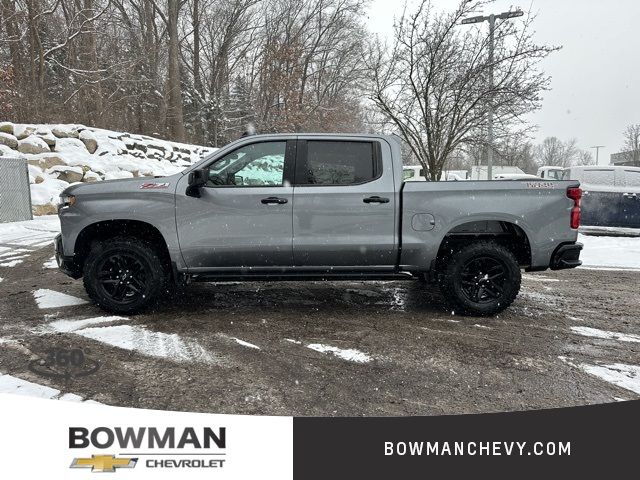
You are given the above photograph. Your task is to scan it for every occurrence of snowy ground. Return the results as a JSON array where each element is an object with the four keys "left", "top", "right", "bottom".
[
  {"left": 578, "top": 233, "right": 640, "bottom": 270},
  {"left": 1, "top": 217, "right": 640, "bottom": 413},
  {"left": 0, "top": 216, "right": 60, "bottom": 269}
]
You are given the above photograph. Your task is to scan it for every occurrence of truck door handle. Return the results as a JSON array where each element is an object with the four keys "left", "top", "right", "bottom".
[
  {"left": 363, "top": 196, "right": 390, "bottom": 204},
  {"left": 261, "top": 196, "right": 288, "bottom": 205}
]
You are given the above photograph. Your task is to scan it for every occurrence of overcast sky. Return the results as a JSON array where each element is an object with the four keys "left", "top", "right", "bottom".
[{"left": 367, "top": 0, "right": 640, "bottom": 164}]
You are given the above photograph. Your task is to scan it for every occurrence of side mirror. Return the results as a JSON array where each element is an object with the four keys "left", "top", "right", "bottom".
[{"left": 186, "top": 168, "right": 208, "bottom": 197}]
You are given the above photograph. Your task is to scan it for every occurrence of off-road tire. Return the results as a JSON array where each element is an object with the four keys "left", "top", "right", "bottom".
[
  {"left": 438, "top": 241, "right": 521, "bottom": 316},
  {"left": 83, "top": 236, "right": 169, "bottom": 314}
]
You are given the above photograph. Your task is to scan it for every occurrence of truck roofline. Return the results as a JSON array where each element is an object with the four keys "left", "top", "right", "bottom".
[{"left": 185, "top": 133, "right": 401, "bottom": 174}]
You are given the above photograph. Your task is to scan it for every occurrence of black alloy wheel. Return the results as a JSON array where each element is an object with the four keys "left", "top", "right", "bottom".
[
  {"left": 96, "top": 253, "right": 149, "bottom": 305},
  {"left": 438, "top": 241, "right": 521, "bottom": 316},
  {"left": 459, "top": 256, "right": 507, "bottom": 304},
  {"left": 83, "top": 237, "right": 169, "bottom": 314}
]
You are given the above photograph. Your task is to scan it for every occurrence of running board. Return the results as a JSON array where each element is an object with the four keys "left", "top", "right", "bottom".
[{"left": 189, "top": 272, "right": 415, "bottom": 282}]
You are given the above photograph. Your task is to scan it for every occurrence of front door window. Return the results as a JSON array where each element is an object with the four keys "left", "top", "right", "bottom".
[{"left": 207, "top": 141, "right": 286, "bottom": 187}]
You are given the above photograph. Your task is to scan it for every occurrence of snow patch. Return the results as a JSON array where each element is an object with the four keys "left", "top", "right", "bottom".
[
  {"left": 306, "top": 343, "right": 372, "bottom": 363},
  {"left": 232, "top": 338, "right": 261, "bottom": 350},
  {"left": 0, "top": 374, "right": 60, "bottom": 398},
  {"left": 473, "top": 324, "right": 491, "bottom": 330},
  {"left": 43, "top": 256, "right": 57, "bottom": 269},
  {"left": 578, "top": 233, "right": 640, "bottom": 270},
  {"left": 521, "top": 274, "right": 560, "bottom": 282},
  {"left": 218, "top": 334, "right": 261, "bottom": 350},
  {"left": 571, "top": 326, "right": 640, "bottom": 344},
  {"left": 0, "top": 215, "right": 60, "bottom": 247},
  {"left": 580, "top": 363, "right": 640, "bottom": 395},
  {"left": 33, "top": 289, "right": 88, "bottom": 309},
  {"left": 43, "top": 315, "right": 128, "bottom": 333},
  {"left": 0, "top": 259, "right": 23, "bottom": 267},
  {"left": 76, "top": 324, "right": 216, "bottom": 363},
  {"left": 0, "top": 373, "right": 97, "bottom": 402}
]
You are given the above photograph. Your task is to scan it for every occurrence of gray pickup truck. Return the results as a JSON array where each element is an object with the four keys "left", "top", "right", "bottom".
[{"left": 55, "top": 133, "right": 583, "bottom": 316}]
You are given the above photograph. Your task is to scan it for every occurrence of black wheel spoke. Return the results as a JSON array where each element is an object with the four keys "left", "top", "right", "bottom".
[
  {"left": 459, "top": 255, "right": 508, "bottom": 305},
  {"left": 96, "top": 252, "right": 148, "bottom": 305}
]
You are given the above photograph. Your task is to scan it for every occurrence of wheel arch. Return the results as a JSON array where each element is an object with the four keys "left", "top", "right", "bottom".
[
  {"left": 73, "top": 220, "right": 172, "bottom": 275},
  {"left": 436, "top": 220, "right": 532, "bottom": 268}
]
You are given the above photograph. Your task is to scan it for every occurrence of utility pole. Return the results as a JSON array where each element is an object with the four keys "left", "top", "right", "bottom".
[
  {"left": 461, "top": 9, "right": 524, "bottom": 180},
  {"left": 590, "top": 145, "right": 605, "bottom": 165}
]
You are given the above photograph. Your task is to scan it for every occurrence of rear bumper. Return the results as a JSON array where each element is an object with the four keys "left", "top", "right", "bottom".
[
  {"left": 54, "top": 234, "right": 82, "bottom": 279},
  {"left": 550, "top": 242, "right": 583, "bottom": 270}
]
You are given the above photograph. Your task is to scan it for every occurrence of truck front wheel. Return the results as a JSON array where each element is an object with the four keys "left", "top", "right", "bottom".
[
  {"left": 83, "top": 236, "right": 169, "bottom": 314},
  {"left": 438, "top": 241, "right": 521, "bottom": 316}
]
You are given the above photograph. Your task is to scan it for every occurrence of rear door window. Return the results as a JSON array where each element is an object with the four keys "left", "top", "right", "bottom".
[
  {"left": 582, "top": 169, "right": 615, "bottom": 186},
  {"left": 296, "top": 141, "right": 380, "bottom": 185},
  {"left": 621, "top": 170, "right": 640, "bottom": 188}
]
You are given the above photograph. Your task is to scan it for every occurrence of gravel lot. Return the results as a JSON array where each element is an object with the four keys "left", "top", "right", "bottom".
[{"left": 1, "top": 238, "right": 639, "bottom": 416}]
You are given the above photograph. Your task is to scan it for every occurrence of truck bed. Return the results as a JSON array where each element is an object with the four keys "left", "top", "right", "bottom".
[{"left": 399, "top": 180, "right": 580, "bottom": 270}]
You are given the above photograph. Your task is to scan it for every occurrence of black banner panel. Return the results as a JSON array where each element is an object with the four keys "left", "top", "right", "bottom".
[{"left": 294, "top": 401, "right": 639, "bottom": 479}]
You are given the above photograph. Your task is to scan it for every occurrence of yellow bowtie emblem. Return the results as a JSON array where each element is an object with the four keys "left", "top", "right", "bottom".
[{"left": 70, "top": 455, "right": 137, "bottom": 472}]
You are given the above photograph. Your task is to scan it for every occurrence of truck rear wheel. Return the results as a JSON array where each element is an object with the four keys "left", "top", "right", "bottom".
[
  {"left": 82, "top": 236, "right": 169, "bottom": 314},
  {"left": 438, "top": 241, "right": 521, "bottom": 316}
]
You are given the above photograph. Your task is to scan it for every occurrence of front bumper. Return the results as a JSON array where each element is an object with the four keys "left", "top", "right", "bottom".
[
  {"left": 54, "top": 234, "right": 82, "bottom": 279},
  {"left": 550, "top": 242, "right": 583, "bottom": 270}
]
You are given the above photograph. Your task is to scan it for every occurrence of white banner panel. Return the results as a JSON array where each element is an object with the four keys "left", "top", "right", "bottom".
[{"left": 0, "top": 393, "right": 292, "bottom": 479}]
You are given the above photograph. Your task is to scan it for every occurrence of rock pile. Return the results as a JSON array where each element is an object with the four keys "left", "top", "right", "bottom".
[{"left": 0, "top": 122, "right": 216, "bottom": 215}]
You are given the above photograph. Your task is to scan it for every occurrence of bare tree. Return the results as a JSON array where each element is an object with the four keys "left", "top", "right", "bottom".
[
  {"left": 617, "top": 123, "right": 640, "bottom": 166},
  {"left": 0, "top": 0, "right": 370, "bottom": 144},
  {"left": 166, "top": 0, "right": 186, "bottom": 140},
  {"left": 535, "top": 137, "right": 578, "bottom": 168},
  {"left": 494, "top": 137, "right": 537, "bottom": 173},
  {"left": 366, "top": 0, "right": 557, "bottom": 180},
  {"left": 575, "top": 149, "right": 595, "bottom": 166}
]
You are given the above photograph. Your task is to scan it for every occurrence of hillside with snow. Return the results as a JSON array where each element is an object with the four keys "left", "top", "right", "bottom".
[{"left": 0, "top": 122, "right": 216, "bottom": 215}]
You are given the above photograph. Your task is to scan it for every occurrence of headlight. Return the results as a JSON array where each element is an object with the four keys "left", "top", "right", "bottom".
[{"left": 59, "top": 194, "right": 77, "bottom": 208}]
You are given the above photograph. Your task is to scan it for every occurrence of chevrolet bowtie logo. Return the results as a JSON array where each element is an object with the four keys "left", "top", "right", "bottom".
[{"left": 70, "top": 455, "right": 138, "bottom": 472}]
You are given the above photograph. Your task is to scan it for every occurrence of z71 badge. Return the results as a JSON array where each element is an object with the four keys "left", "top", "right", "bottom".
[{"left": 139, "top": 182, "right": 170, "bottom": 189}]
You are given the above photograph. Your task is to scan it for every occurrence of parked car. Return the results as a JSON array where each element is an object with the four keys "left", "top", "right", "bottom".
[
  {"left": 537, "top": 166, "right": 565, "bottom": 180},
  {"left": 562, "top": 165, "right": 640, "bottom": 228},
  {"left": 469, "top": 166, "right": 525, "bottom": 180},
  {"left": 55, "top": 134, "right": 583, "bottom": 316},
  {"left": 402, "top": 166, "right": 467, "bottom": 181},
  {"left": 494, "top": 174, "right": 541, "bottom": 180},
  {"left": 402, "top": 165, "right": 426, "bottom": 181}
]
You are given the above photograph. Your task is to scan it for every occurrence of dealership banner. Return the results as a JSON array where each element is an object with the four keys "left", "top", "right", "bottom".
[
  {"left": 1, "top": 394, "right": 638, "bottom": 478},
  {"left": 0, "top": 394, "right": 292, "bottom": 479}
]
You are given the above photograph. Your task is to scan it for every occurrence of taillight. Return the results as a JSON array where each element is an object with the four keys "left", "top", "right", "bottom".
[{"left": 567, "top": 187, "right": 582, "bottom": 229}]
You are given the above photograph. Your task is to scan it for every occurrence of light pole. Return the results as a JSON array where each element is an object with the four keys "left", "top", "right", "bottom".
[
  {"left": 461, "top": 10, "right": 524, "bottom": 180},
  {"left": 590, "top": 145, "right": 605, "bottom": 164}
]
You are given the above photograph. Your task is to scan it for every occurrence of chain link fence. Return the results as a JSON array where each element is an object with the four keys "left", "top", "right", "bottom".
[{"left": 0, "top": 157, "right": 33, "bottom": 223}]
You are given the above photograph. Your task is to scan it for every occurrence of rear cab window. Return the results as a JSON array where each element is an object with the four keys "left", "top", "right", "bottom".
[{"left": 295, "top": 140, "right": 381, "bottom": 185}]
